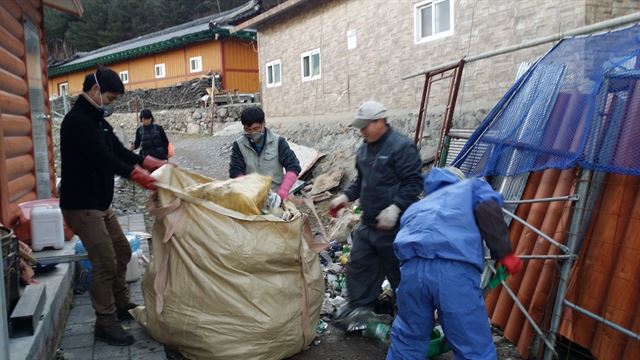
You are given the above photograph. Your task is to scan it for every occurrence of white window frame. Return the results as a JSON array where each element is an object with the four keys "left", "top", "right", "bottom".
[
  {"left": 119, "top": 71, "right": 129, "bottom": 84},
  {"left": 265, "top": 59, "right": 282, "bottom": 88},
  {"left": 58, "top": 82, "right": 69, "bottom": 96},
  {"left": 189, "top": 56, "right": 202, "bottom": 73},
  {"left": 414, "top": 0, "right": 454, "bottom": 44},
  {"left": 155, "top": 63, "right": 166, "bottom": 79},
  {"left": 300, "top": 49, "right": 321, "bottom": 82}
]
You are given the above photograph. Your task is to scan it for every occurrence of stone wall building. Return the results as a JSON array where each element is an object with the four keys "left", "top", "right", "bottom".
[{"left": 235, "top": 0, "right": 640, "bottom": 119}]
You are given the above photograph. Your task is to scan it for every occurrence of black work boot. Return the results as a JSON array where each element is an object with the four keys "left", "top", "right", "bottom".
[
  {"left": 95, "top": 321, "right": 135, "bottom": 346},
  {"left": 116, "top": 302, "right": 138, "bottom": 321}
]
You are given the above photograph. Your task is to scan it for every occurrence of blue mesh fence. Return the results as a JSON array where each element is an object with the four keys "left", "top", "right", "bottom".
[{"left": 453, "top": 24, "right": 640, "bottom": 177}]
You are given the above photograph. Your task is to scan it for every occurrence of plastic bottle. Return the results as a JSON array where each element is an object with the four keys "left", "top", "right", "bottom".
[
  {"left": 428, "top": 325, "right": 451, "bottom": 358},
  {"left": 30, "top": 205, "right": 65, "bottom": 251},
  {"left": 362, "top": 321, "right": 390, "bottom": 342},
  {"left": 338, "top": 244, "right": 351, "bottom": 265}
]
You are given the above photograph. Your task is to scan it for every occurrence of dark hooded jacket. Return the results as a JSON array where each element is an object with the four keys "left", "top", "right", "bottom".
[
  {"left": 60, "top": 95, "right": 144, "bottom": 210},
  {"left": 343, "top": 127, "right": 423, "bottom": 227}
]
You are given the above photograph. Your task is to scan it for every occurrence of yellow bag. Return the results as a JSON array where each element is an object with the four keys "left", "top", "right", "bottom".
[
  {"left": 133, "top": 166, "right": 325, "bottom": 360},
  {"left": 185, "top": 173, "right": 271, "bottom": 215}
]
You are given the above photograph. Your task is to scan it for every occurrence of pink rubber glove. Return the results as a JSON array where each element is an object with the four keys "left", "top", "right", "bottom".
[{"left": 277, "top": 171, "right": 298, "bottom": 199}]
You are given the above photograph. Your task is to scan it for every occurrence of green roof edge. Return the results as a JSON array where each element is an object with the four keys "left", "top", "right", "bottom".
[{"left": 48, "top": 28, "right": 256, "bottom": 77}]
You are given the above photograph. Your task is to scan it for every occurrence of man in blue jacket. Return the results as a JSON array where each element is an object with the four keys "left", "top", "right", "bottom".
[
  {"left": 329, "top": 100, "right": 423, "bottom": 323},
  {"left": 386, "top": 167, "right": 522, "bottom": 360}
]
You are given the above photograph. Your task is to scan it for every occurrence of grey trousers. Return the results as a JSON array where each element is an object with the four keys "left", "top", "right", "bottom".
[
  {"left": 346, "top": 223, "right": 400, "bottom": 309},
  {"left": 62, "top": 208, "right": 132, "bottom": 326}
]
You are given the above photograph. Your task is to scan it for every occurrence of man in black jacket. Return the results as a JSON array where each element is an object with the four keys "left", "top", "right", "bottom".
[
  {"left": 329, "top": 100, "right": 423, "bottom": 323},
  {"left": 60, "top": 67, "right": 165, "bottom": 346}
]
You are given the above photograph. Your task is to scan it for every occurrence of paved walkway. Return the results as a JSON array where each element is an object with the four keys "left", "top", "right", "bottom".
[{"left": 59, "top": 214, "right": 166, "bottom": 360}]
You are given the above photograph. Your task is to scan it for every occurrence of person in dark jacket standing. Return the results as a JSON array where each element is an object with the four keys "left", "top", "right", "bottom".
[
  {"left": 229, "top": 106, "right": 301, "bottom": 201},
  {"left": 329, "top": 100, "right": 423, "bottom": 322},
  {"left": 130, "top": 109, "right": 170, "bottom": 160},
  {"left": 60, "top": 67, "right": 166, "bottom": 346}
]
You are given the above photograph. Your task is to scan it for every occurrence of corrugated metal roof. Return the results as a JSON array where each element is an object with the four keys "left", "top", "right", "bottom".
[
  {"left": 233, "top": 0, "right": 315, "bottom": 31},
  {"left": 559, "top": 173, "right": 640, "bottom": 359},
  {"left": 484, "top": 169, "right": 640, "bottom": 359},
  {"left": 485, "top": 169, "right": 576, "bottom": 358},
  {"left": 48, "top": 0, "right": 260, "bottom": 76}
]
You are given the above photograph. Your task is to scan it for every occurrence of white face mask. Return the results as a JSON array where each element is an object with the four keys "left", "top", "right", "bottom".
[{"left": 93, "top": 73, "right": 114, "bottom": 117}]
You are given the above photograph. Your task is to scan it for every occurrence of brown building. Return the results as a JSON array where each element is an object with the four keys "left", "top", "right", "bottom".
[
  {"left": 0, "top": 0, "right": 84, "bottom": 227},
  {"left": 47, "top": 3, "right": 261, "bottom": 97}
]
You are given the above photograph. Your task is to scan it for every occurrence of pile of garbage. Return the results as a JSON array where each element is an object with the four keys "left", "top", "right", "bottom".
[{"left": 312, "top": 205, "right": 396, "bottom": 340}]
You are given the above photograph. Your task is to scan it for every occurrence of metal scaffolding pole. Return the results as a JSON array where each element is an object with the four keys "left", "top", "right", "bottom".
[
  {"left": 403, "top": 11, "right": 640, "bottom": 80},
  {"left": 504, "top": 194, "right": 579, "bottom": 205},
  {"left": 564, "top": 300, "right": 640, "bottom": 341},
  {"left": 502, "top": 208, "right": 570, "bottom": 253},
  {"left": 487, "top": 263, "right": 558, "bottom": 358},
  {"left": 543, "top": 169, "right": 593, "bottom": 360},
  {"left": 518, "top": 254, "right": 575, "bottom": 260}
]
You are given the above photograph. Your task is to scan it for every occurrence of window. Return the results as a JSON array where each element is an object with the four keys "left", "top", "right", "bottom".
[
  {"left": 58, "top": 82, "right": 69, "bottom": 96},
  {"left": 266, "top": 60, "right": 282, "bottom": 87},
  {"left": 119, "top": 71, "right": 129, "bottom": 84},
  {"left": 189, "top": 56, "right": 202, "bottom": 73},
  {"left": 155, "top": 63, "right": 166, "bottom": 78},
  {"left": 415, "top": 0, "right": 453, "bottom": 43},
  {"left": 301, "top": 49, "right": 321, "bottom": 81}
]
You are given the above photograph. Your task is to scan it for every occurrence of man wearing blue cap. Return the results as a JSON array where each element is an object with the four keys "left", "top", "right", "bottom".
[{"left": 329, "top": 100, "right": 423, "bottom": 322}]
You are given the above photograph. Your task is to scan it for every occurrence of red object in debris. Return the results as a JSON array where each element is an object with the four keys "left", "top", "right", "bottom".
[
  {"left": 15, "top": 199, "right": 74, "bottom": 245},
  {"left": 328, "top": 203, "right": 346, "bottom": 218}
]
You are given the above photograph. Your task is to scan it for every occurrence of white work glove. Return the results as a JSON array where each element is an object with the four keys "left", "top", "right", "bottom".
[
  {"left": 330, "top": 194, "right": 349, "bottom": 209},
  {"left": 376, "top": 204, "right": 401, "bottom": 230},
  {"left": 329, "top": 194, "right": 349, "bottom": 217}
]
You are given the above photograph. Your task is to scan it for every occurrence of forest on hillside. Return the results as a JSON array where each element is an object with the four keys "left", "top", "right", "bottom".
[{"left": 45, "top": 0, "right": 281, "bottom": 61}]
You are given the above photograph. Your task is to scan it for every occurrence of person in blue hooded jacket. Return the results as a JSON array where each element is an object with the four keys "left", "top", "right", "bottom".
[{"left": 386, "top": 167, "right": 522, "bottom": 360}]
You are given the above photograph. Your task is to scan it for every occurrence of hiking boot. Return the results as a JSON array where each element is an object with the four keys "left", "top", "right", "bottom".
[
  {"left": 95, "top": 322, "right": 135, "bottom": 346},
  {"left": 116, "top": 302, "right": 138, "bottom": 321}
]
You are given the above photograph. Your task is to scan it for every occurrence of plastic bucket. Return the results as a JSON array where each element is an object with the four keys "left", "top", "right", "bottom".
[{"left": 1, "top": 226, "right": 20, "bottom": 314}]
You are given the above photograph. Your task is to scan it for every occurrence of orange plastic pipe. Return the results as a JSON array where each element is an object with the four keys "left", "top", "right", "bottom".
[
  {"left": 564, "top": 174, "right": 639, "bottom": 348},
  {"left": 486, "top": 171, "right": 542, "bottom": 314},
  {"left": 492, "top": 169, "right": 560, "bottom": 329},
  {"left": 516, "top": 185, "right": 574, "bottom": 357},
  {"left": 590, "top": 181, "right": 640, "bottom": 360},
  {"left": 505, "top": 169, "right": 574, "bottom": 343}
]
